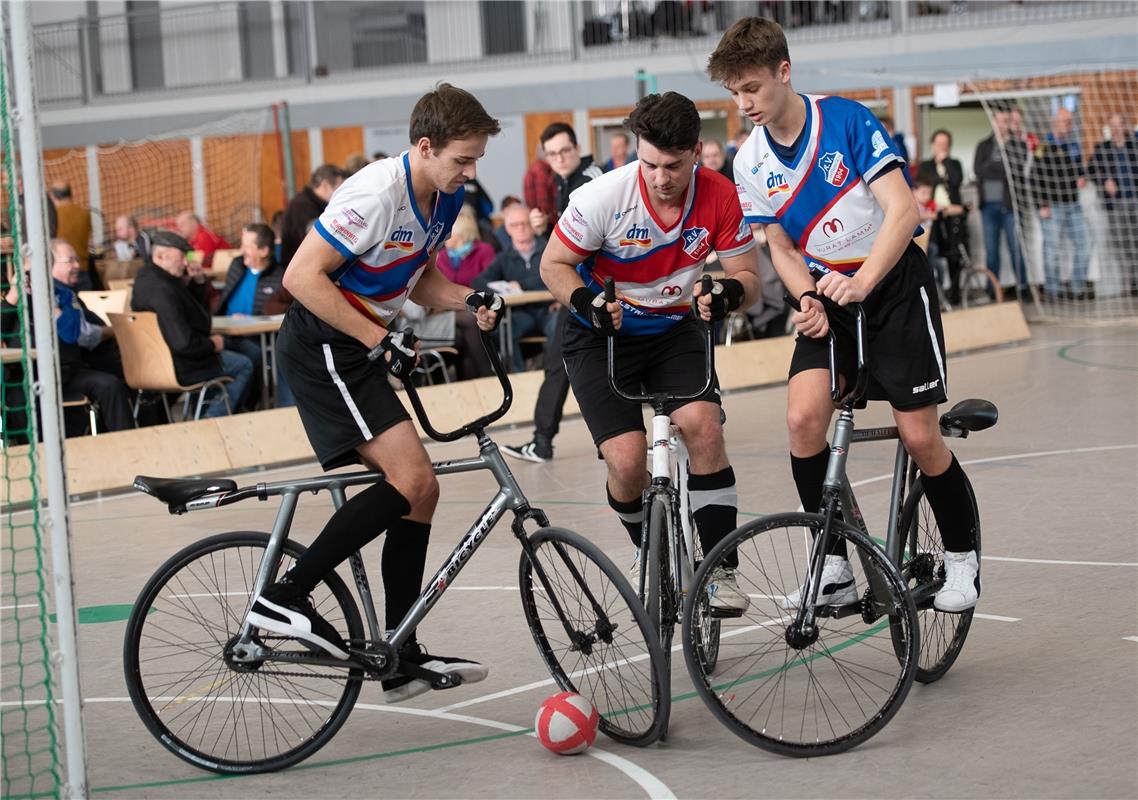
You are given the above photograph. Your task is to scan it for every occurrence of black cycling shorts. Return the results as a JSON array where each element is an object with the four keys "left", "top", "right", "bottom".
[
  {"left": 276, "top": 304, "right": 410, "bottom": 470},
  {"left": 562, "top": 315, "right": 720, "bottom": 446},
  {"left": 789, "top": 241, "right": 949, "bottom": 411}
]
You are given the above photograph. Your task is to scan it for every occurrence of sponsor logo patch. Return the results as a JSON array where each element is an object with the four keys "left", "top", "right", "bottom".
[
  {"left": 619, "top": 223, "right": 652, "bottom": 248},
  {"left": 822, "top": 218, "right": 844, "bottom": 237},
  {"left": 817, "top": 150, "right": 849, "bottom": 187},
  {"left": 570, "top": 207, "right": 588, "bottom": 227},
  {"left": 345, "top": 208, "right": 368, "bottom": 228},
  {"left": 766, "top": 172, "right": 791, "bottom": 197},
  {"left": 912, "top": 378, "right": 941, "bottom": 395},
  {"left": 871, "top": 130, "right": 889, "bottom": 158},
  {"left": 682, "top": 226, "right": 710, "bottom": 260},
  {"left": 735, "top": 218, "right": 752, "bottom": 242},
  {"left": 331, "top": 218, "right": 359, "bottom": 244}
]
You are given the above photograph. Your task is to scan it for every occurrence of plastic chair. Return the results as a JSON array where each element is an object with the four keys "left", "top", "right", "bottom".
[{"left": 78, "top": 290, "right": 129, "bottom": 324}]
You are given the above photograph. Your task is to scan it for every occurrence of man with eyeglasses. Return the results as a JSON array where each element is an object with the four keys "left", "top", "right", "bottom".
[{"left": 502, "top": 122, "right": 603, "bottom": 464}]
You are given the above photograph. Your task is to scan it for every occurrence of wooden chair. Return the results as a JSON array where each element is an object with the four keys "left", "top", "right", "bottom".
[
  {"left": 208, "top": 248, "right": 240, "bottom": 279},
  {"left": 107, "top": 312, "right": 233, "bottom": 422},
  {"left": 106, "top": 278, "right": 135, "bottom": 293},
  {"left": 78, "top": 290, "right": 129, "bottom": 325},
  {"left": 94, "top": 258, "right": 143, "bottom": 285},
  {"left": 61, "top": 392, "right": 99, "bottom": 436}
]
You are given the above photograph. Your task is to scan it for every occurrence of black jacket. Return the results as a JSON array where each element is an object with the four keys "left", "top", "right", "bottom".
[
  {"left": 216, "top": 256, "right": 286, "bottom": 316},
  {"left": 281, "top": 186, "right": 326, "bottom": 268},
  {"left": 472, "top": 238, "right": 549, "bottom": 294},
  {"left": 1029, "top": 135, "right": 1085, "bottom": 207},
  {"left": 973, "top": 134, "right": 1029, "bottom": 208},
  {"left": 917, "top": 157, "right": 965, "bottom": 207},
  {"left": 1089, "top": 135, "right": 1138, "bottom": 211},
  {"left": 555, "top": 156, "right": 605, "bottom": 214},
  {"left": 130, "top": 263, "right": 220, "bottom": 385}
]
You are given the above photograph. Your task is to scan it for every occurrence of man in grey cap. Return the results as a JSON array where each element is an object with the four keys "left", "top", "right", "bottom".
[{"left": 130, "top": 230, "right": 253, "bottom": 417}]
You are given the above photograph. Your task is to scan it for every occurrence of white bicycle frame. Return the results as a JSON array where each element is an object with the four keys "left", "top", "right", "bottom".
[{"left": 648, "top": 412, "right": 698, "bottom": 599}]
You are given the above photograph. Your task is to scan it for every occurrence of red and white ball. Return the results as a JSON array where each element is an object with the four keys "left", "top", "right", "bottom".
[{"left": 535, "top": 692, "right": 599, "bottom": 755}]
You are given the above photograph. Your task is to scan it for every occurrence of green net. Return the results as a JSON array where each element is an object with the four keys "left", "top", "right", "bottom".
[{"left": 1, "top": 32, "right": 63, "bottom": 800}]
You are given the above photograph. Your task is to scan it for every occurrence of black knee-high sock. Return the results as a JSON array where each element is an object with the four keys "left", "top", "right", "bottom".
[
  {"left": 690, "top": 466, "right": 739, "bottom": 569},
  {"left": 282, "top": 480, "right": 411, "bottom": 595},
  {"left": 382, "top": 518, "right": 431, "bottom": 643},
  {"left": 607, "top": 484, "right": 644, "bottom": 547},
  {"left": 791, "top": 446, "right": 847, "bottom": 558},
  {"left": 920, "top": 454, "right": 978, "bottom": 553}
]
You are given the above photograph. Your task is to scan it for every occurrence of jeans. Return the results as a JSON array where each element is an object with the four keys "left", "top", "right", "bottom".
[
  {"left": 1040, "top": 202, "right": 1091, "bottom": 295},
  {"left": 980, "top": 202, "right": 1027, "bottom": 288},
  {"left": 203, "top": 349, "right": 254, "bottom": 418},
  {"left": 224, "top": 335, "right": 295, "bottom": 408}
]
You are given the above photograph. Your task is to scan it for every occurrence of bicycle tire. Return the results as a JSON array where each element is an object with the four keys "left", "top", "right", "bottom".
[
  {"left": 958, "top": 267, "right": 1004, "bottom": 309},
  {"left": 891, "top": 479, "right": 979, "bottom": 683},
  {"left": 123, "top": 532, "right": 365, "bottom": 774},
  {"left": 682, "top": 513, "right": 918, "bottom": 757},
  {"left": 518, "top": 527, "right": 669, "bottom": 747},
  {"left": 674, "top": 493, "right": 720, "bottom": 674},
  {"left": 645, "top": 495, "right": 676, "bottom": 662}
]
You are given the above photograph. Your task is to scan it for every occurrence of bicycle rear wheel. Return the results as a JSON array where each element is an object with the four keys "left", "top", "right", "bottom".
[
  {"left": 519, "top": 527, "right": 669, "bottom": 747},
  {"left": 959, "top": 267, "right": 1003, "bottom": 308},
  {"left": 682, "top": 513, "right": 918, "bottom": 757},
  {"left": 892, "top": 479, "right": 980, "bottom": 683},
  {"left": 123, "top": 532, "right": 365, "bottom": 774}
]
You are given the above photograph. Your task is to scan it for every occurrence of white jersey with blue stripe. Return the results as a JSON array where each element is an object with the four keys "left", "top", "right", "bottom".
[
  {"left": 314, "top": 151, "right": 462, "bottom": 327},
  {"left": 734, "top": 94, "right": 906, "bottom": 275}
]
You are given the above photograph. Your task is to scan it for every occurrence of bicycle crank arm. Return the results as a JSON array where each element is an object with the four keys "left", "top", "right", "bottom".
[{"left": 401, "top": 662, "right": 465, "bottom": 690}]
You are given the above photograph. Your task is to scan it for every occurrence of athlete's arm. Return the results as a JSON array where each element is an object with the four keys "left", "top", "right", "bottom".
[
  {"left": 539, "top": 233, "right": 622, "bottom": 330},
  {"left": 764, "top": 221, "right": 828, "bottom": 338},
  {"left": 282, "top": 229, "right": 385, "bottom": 349},
  {"left": 816, "top": 168, "right": 919, "bottom": 306},
  {"left": 410, "top": 255, "right": 498, "bottom": 332}
]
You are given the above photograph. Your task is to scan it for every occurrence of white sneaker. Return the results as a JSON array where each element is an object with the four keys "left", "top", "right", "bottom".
[
  {"left": 781, "top": 555, "right": 858, "bottom": 610},
  {"left": 934, "top": 550, "right": 980, "bottom": 612},
  {"left": 628, "top": 548, "right": 641, "bottom": 593},
  {"left": 707, "top": 567, "right": 750, "bottom": 613}
]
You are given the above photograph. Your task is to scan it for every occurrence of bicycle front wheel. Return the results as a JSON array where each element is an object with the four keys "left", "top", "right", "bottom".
[
  {"left": 682, "top": 513, "right": 918, "bottom": 757},
  {"left": 519, "top": 527, "right": 669, "bottom": 747},
  {"left": 123, "top": 532, "right": 365, "bottom": 774}
]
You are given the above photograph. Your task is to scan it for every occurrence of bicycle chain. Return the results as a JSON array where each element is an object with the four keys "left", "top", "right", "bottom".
[{"left": 234, "top": 636, "right": 389, "bottom": 683}]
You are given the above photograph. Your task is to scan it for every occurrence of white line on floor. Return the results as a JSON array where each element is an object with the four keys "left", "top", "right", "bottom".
[
  {"left": 972, "top": 613, "right": 1021, "bottom": 622},
  {"left": 1124, "top": 636, "right": 1138, "bottom": 643},
  {"left": 0, "top": 603, "right": 40, "bottom": 610},
  {"left": 981, "top": 556, "right": 1137, "bottom": 567}
]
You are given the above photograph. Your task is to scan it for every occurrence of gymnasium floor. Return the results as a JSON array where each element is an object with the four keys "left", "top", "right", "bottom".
[{"left": 51, "top": 322, "right": 1138, "bottom": 798}]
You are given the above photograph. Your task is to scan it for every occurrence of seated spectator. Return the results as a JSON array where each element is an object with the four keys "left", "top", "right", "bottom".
[
  {"left": 700, "top": 138, "right": 734, "bottom": 179},
  {"left": 49, "top": 183, "right": 93, "bottom": 290},
  {"left": 216, "top": 223, "right": 294, "bottom": 407},
  {"left": 111, "top": 215, "right": 151, "bottom": 262},
  {"left": 436, "top": 211, "right": 496, "bottom": 379},
  {"left": 175, "top": 211, "right": 232, "bottom": 271},
  {"left": 493, "top": 195, "right": 522, "bottom": 252},
  {"left": 473, "top": 203, "right": 555, "bottom": 371},
  {"left": 281, "top": 164, "right": 345, "bottom": 268},
  {"left": 131, "top": 230, "right": 252, "bottom": 418},
  {"left": 604, "top": 131, "right": 636, "bottom": 172}
]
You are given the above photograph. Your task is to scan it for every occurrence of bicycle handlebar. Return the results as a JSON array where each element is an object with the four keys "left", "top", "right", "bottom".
[
  {"left": 604, "top": 275, "right": 715, "bottom": 408},
  {"left": 784, "top": 275, "right": 868, "bottom": 407}
]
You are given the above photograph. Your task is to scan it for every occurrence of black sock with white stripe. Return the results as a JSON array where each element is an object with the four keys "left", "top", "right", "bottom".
[
  {"left": 383, "top": 519, "right": 431, "bottom": 644},
  {"left": 690, "top": 466, "right": 738, "bottom": 569},
  {"left": 792, "top": 446, "right": 848, "bottom": 559},
  {"left": 920, "top": 453, "right": 978, "bottom": 553},
  {"left": 280, "top": 480, "right": 412, "bottom": 596},
  {"left": 607, "top": 484, "right": 644, "bottom": 547}
]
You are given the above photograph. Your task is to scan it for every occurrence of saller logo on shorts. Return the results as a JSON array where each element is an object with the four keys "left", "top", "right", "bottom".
[
  {"left": 817, "top": 151, "right": 850, "bottom": 187},
  {"left": 912, "top": 378, "right": 941, "bottom": 395},
  {"left": 682, "top": 226, "right": 710, "bottom": 260}
]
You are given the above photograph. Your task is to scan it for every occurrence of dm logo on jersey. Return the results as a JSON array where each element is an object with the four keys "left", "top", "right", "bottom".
[
  {"left": 766, "top": 172, "right": 791, "bottom": 197},
  {"left": 619, "top": 224, "right": 652, "bottom": 248},
  {"left": 816, "top": 151, "right": 850, "bottom": 187},
  {"left": 384, "top": 226, "right": 415, "bottom": 251},
  {"left": 682, "top": 226, "right": 711, "bottom": 260}
]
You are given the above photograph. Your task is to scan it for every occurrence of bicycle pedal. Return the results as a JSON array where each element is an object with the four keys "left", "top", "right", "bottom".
[{"left": 709, "top": 607, "right": 745, "bottom": 619}]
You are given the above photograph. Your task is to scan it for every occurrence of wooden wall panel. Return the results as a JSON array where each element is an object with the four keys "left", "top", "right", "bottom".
[
  {"left": 321, "top": 126, "right": 365, "bottom": 170},
  {"left": 259, "top": 130, "right": 310, "bottom": 224},
  {"left": 524, "top": 111, "right": 574, "bottom": 166}
]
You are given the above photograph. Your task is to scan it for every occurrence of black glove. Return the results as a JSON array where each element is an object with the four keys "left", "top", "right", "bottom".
[
  {"left": 464, "top": 291, "right": 505, "bottom": 332},
  {"left": 570, "top": 286, "right": 617, "bottom": 336},
  {"left": 697, "top": 277, "right": 746, "bottom": 321},
  {"left": 367, "top": 328, "right": 419, "bottom": 379}
]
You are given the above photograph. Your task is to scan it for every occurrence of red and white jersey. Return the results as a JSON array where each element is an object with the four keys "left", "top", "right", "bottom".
[{"left": 555, "top": 161, "right": 754, "bottom": 335}]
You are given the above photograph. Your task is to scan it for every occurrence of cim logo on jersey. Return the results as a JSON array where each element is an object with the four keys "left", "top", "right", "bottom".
[
  {"left": 384, "top": 227, "right": 415, "bottom": 251},
  {"left": 682, "top": 226, "right": 710, "bottom": 260},
  {"left": 766, "top": 172, "right": 791, "bottom": 197},
  {"left": 817, "top": 151, "right": 850, "bottom": 187},
  {"left": 619, "top": 224, "right": 652, "bottom": 248},
  {"left": 822, "top": 218, "right": 844, "bottom": 237}
]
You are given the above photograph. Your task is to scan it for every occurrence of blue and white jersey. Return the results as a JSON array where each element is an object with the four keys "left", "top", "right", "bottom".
[
  {"left": 734, "top": 94, "right": 907, "bottom": 275},
  {"left": 315, "top": 151, "right": 463, "bottom": 326}
]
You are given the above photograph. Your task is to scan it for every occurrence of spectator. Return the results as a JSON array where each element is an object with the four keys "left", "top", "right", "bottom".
[
  {"left": 281, "top": 164, "right": 345, "bottom": 268},
  {"left": 371, "top": 151, "right": 388, "bottom": 161},
  {"left": 49, "top": 183, "right": 93, "bottom": 290},
  {"left": 111, "top": 215, "right": 151, "bottom": 262},
  {"left": 131, "top": 230, "right": 253, "bottom": 417},
  {"left": 461, "top": 176, "right": 496, "bottom": 245},
  {"left": 604, "top": 131, "right": 636, "bottom": 172},
  {"left": 913, "top": 175, "right": 939, "bottom": 231},
  {"left": 700, "top": 138, "right": 734, "bottom": 179},
  {"left": 878, "top": 113, "right": 910, "bottom": 164},
  {"left": 343, "top": 153, "right": 369, "bottom": 177},
  {"left": 436, "top": 212, "right": 496, "bottom": 380},
  {"left": 0, "top": 174, "right": 57, "bottom": 254},
  {"left": 174, "top": 211, "right": 232, "bottom": 271},
  {"left": 473, "top": 203, "right": 554, "bottom": 371},
  {"left": 524, "top": 143, "right": 559, "bottom": 234},
  {"left": 270, "top": 209, "right": 284, "bottom": 263},
  {"left": 494, "top": 195, "right": 522, "bottom": 252},
  {"left": 918, "top": 129, "right": 969, "bottom": 303},
  {"left": 1089, "top": 113, "right": 1138, "bottom": 297},
  {"left": 1030, "top": 107, "right": 1091, "bottom": 299},
  {"left": 974, "top": 105, "right": 1029, "bottom": 296},
  {"left": 216, "top": 223, "right": 293, "bottom": 407}
]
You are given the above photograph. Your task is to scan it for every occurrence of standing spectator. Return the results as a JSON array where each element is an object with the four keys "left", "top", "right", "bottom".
[
  {"left": 878, "top": 114, "right": 910, "bottom": 164},
  {"left": 473, "top": 203, "right": 554, "bottom": 371},
  {"left": 523, "top": 144, "right": 559, "bottom": 233},
  {"left": 0, "top": 174, "right": 58, "bottom": 255},
  {"left": 974, "top": 105, "right": 1029, "bottom": 296},
  {"left": 918, "top": 129, "right": 969, "bottom": 303},
  {"left": 50, "top": 183, "right": 93, "bottom": 290},
  {"left": 436, "top": 211, "right": 496, "bottom": 380},
  {"left": 281, "top": 164, "right": 345, "bottom": 269},
  {"left": 1089, "top": 113, "right": 1138, "bottom": 296},
  {"left": 604, "top": 131, "right": 636, "bottom": 172},
  {"left": 1031, "top": 107, "right": 1091, "bottom": 299},
  {"left": 131, "top": 230, "right": 253, "bottom": 417},
  {"left": 700, "top": 138, "right": 734, "bottom": 179},
  {"left": 175, "top": 211, "right": 232, "bottom": 271},
  {"left": 502, "top": 121, "right": 603, "bottom": 463},
  {"left": 111, "top": 215, "right": 151, "bottom": 262}
]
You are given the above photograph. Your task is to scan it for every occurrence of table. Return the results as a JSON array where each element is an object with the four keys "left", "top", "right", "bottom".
[
  {"left": 211, "top": 315, "right": 284, "bottom": 408},
  {"left": 0, "top": 347, "right": 36, "bottom": 363},
  {"left": 498, "top": 290, "right": 555, "bottom": 371}
]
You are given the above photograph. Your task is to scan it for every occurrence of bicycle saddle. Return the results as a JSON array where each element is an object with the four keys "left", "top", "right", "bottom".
[
  {"left": 939, "top": 399, "right": 998, "bottom": 433},
  {"left": 134, "top": 475, "right": 237, "bottom": 509}
]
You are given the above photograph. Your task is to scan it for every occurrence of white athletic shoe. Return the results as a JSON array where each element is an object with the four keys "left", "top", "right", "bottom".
[
  {"left": 934, "top": 550, "right": 980, "bottom": 612},
  {"left": 707, "top": 567, "right": 750, "bottom": 613},
  {"left": 628, "top": 548, "right": 642, "bottom": 593},
  {"left": 781, "top": 555, "right": 858, "bottom": 610},
  {"left": 246, "top": 586, "right": 350, "bottom": 660},
  {"left": 381, "top": 643, "right": 488, "bottom": 703}
]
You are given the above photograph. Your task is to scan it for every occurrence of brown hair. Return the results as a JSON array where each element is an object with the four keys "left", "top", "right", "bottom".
[
  {"left": 706, "top": 17, "right": 790, "bottom": 83},
  {"left": 409, "top": 83, "right": 501, "bottom": 151},
  {"left": 243, "top": 223, "right": 275, "bottom": 252},
  {"left": 624, "top": 92, "right": 701, "bottom": 153}
]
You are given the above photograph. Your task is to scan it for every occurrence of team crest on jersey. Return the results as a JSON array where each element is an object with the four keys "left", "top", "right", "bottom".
[
  {"left": 871, "top": 130, "right": 889, "bottom": 158},
  {"left": 817, "top": 151, "right": 850, "bottom": 187},
  {"left": 424, "top": 220, "right": 447, "bottom": 252},
  {"left": 384, "top": 226, "right": 415, "bottom": 251},
  {"left": 682, "top": 226, "right": 710, "bottom": 260},
  {"left": 766, "top": 172, "right": 791, "bottom": 197},
  {"left": 619, "top": 223, "right": 652, "bottom": 248}
]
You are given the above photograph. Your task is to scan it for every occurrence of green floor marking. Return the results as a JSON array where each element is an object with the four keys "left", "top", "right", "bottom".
[{"left": 1056, "top": 340, "right": 1138, "bottom": 372}]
